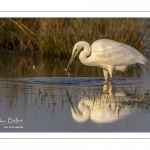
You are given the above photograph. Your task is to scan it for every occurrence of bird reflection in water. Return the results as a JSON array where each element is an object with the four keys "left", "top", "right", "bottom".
[{"left": 68, "top": 82, "right": 135, "bottom": 124}]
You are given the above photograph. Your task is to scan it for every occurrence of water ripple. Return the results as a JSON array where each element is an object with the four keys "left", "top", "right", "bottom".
[{"left": 22, "top": 77, "right": 142, "bottom": 85}]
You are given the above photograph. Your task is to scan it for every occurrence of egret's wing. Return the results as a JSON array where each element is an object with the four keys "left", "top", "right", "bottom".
[{"left": 92, "top": 39, "right": 146, "bottom": 66}]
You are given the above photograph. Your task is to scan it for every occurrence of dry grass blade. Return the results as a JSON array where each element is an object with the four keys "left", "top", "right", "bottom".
[
  {"left": 0, "top": 22, "right": 5, "bottom": 28},
  {"left": 140, "top": 88, "right": 145, "bottom": 101},
  {"left": 8, "top": 18, "right": 43, "bottom": 49},
  {"left": 0, "top": 18, "right": 148, "bottom": 57}
]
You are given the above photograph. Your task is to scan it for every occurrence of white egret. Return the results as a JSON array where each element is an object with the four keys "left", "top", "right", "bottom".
[{"left": 66, "top": 39, "right": 148, "bottom": 82}]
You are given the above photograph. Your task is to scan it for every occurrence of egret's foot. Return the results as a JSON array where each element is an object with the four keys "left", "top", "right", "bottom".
[{"left": 110, "top": 77, "right": 112, "bottom": 82}]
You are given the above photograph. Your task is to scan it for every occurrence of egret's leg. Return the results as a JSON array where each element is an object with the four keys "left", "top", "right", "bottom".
[
  {"left": 110, "top": 77, "right": 112, "bottom": 82},
  {"left": 108, "top": 67, "right": 114, "bottom": 82},
  {"left": 103, "top": 69, "right": 108, "bottom": 81}
]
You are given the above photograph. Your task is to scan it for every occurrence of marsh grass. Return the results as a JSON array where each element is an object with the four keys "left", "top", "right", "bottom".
[{"left": 0, "top": 18, "right": 148, "bottom": 58}]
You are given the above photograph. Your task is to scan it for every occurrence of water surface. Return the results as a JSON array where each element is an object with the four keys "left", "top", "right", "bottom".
[{"left": 0, "top": 55, "right": 150, "bottom": 132}]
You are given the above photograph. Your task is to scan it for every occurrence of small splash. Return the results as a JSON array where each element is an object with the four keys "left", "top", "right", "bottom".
[{"left": 64, "top": 68, "right": 72, "bottom": 82}]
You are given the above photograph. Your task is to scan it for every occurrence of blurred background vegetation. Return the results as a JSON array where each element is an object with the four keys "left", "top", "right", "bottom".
[
  {"left": 0, "top": 18, "right": 149, "bottom": 78},
  {"left": 0, "top": 18, "right": 149, "bottom": 58}
]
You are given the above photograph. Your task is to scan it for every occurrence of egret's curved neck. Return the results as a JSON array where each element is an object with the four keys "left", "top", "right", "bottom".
[{"left": 79, "top": 42, "right": 92, "bottom": 66}]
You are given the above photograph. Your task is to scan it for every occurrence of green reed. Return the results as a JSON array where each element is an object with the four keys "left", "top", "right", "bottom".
[{"left": 0, "top": 18, "right": 148, "bottom": 58}]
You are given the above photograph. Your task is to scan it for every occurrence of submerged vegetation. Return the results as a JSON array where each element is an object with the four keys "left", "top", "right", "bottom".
[
  {"left": 1, "top": 80, "right": 150, "bottom": 119},
  {"left": 0, "top": 18, "right": 149, "bottom": 58}
]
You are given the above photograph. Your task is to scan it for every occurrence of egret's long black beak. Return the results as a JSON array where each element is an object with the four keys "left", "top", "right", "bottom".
[{"left": 66, "top": 49, "right": 79, "bottom": 70}]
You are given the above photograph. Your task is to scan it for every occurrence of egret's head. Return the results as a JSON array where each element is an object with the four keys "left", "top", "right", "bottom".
[
  {"left": 66, "top": 41, "right": 84, "bottom": 70},
  {"left": 66, "top": 43, "right": 83, "bottom": 70}
]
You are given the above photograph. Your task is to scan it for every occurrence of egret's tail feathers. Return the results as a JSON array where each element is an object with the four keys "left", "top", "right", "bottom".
[
  {"left": 137, "top": 56, "right": 147, "bottom": 65},
  {"left": 139, "top": 60, "right": 150, "bottom": 78}
]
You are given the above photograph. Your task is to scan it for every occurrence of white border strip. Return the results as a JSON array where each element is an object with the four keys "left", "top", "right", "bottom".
[
  {"left": 0, "top": 0, "right": 149, "bottom": 12},
  {"left": 0, "top": 12, "right": 150, "bottom": 18},
  {"left": 0, "top": 133, "right": 150, "bottom": 139}
]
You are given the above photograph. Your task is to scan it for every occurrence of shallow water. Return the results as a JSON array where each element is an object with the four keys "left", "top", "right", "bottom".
[
  {"left": 0, "top": 77, "right": 150, "bottom": 132},
  {"left": 0, "top": 55, "right": 150, "bottom": 132}
]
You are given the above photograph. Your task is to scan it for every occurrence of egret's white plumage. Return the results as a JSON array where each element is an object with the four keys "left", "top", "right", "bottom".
[{"left": 67, "top": 39, "right": 148, "bottom": 81}]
